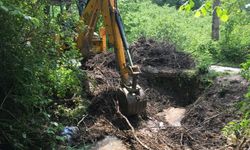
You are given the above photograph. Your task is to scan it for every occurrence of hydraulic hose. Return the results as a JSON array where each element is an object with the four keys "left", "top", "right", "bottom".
[{"left": 115, "top": 10, "right": 134, "bottom": 67}]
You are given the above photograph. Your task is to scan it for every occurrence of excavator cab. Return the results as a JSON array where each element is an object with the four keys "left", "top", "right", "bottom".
[{"left": 77, "top": 0, "right": 146, "bottom": 115}]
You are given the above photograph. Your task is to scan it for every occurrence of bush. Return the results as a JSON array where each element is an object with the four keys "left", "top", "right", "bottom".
[
  {"left": 119, "top": 0, "right": 213, "bottom": 67},
  {"left": 0, "top": 1, "right": 86, "bottom": 149},
  {"left": 222, "top": 60, "right": 250, "bottom": 143},
  {"left": 219, "top": 10, "right": 250, "bottom": 64}
]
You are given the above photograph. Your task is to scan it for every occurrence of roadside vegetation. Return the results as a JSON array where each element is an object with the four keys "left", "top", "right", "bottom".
[{"left": 0, "top": 0, "right": 249, "bottom": 149}]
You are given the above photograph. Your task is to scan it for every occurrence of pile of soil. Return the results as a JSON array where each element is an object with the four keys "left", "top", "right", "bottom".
[
  {"left": 76, "top": 38, "right": 249, "bottom": 150},
  {"left": 130, "top": 37, "right": 195, "bottom": 69},
  {"left": 85, "top": 37, "right": 195, "bottom": 71}
]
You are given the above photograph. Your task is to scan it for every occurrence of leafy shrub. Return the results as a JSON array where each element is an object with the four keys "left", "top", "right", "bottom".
[
  {"left": 0, "top": 1, "right": 86, "bottom": 149},
  {"left": 222, "top": 59, "right": 250, "bottom": 144},
  {"left": 46, "top": 50, "right": 83, "bottom": 98},
  {"left": 240, "top": 60, "right": 250, "bottom": 114},
  {"left": 119, "top": 0, "right": 213, "bottom": 68},
  {"left": 219, "top": 10, "right": 250, "bottom": 64},
  {"left": 222, "top": 116, "right": 250, "bottom": 144}
]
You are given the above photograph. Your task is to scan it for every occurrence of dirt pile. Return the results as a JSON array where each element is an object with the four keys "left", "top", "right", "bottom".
[
  {"left": 77, "top": 38, "right": 249, "bottom": 150},
  {"left": 130, "top": 37, "right": 195, "bottom": 69},
  {"left": 85, "top": 37, "right": 195, "bottom": 70}
]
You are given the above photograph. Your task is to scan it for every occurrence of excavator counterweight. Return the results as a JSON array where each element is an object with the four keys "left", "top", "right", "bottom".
[{"left": 77, "top": 0, "right": 146, "bottom": 115}]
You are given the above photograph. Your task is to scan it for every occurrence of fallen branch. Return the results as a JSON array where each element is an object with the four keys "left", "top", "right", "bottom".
[
  {"left": 113, "top": 99, "right": 152, "bottom": 150},
  {"left": 203, "top": 113, "right": 221, "bottom": 124},
  {"left": 77, "top": 114, "right": 88, "bottom": 127},
  {"left": 180, "top": 133, "right": 183, "bottom": 146},
  {"left": 237, "top": 137, "right": 247, "bottom": 150}
]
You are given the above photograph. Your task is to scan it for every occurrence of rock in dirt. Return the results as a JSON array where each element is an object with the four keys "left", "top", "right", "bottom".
[
  {"left": 140, "top": 119, "right": 165, "bottom": 135},
  {"left": 91, "top": 136, "right": 127, "bottom": 150},
  {"left": 157, "top": 107, "right": 186, "bottom": 127}
]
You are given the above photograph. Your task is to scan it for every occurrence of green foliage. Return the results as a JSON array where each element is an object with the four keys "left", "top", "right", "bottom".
[
  {"left": 222, "top": 58, "right": 250, "bottom": 142},
  {"left": 176, "top": 0, "right": 250, "bottom": 65},
  {"left": 179, "top": 0, "right": 230, "bottom": 22},
  {"left": 222, "top": 115, "right": 250, "bottom": 140},
  {"left": 119, "top": 0, "right": 250, "bottom": 66},
  {"left": 47, "top": 50, "right": 83, "bottom": 98},
  {"left": 152, "top": 0, "right": 203, "bottom": 9},
  {"left": 219, "top": 10, "right": 250, "bottom": 63},
  {"left": 0, "top": 0, "right": 87, "bottom": 149},
  {"left": 241, "top": 60, "right": 250, "bottom": 114},
  {"left": 194, "top": 2, "right": 212, "bottom": 17},
  {"left": 242, "top": 60, "right": 250, "bottom": 80},
  {"left": 119, "top": 0, "right": 213, "bottom": 67}
]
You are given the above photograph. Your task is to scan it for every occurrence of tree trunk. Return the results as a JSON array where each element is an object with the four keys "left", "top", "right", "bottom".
[{"left": 212, "top": 0, "right": 220, "bottom": 41}]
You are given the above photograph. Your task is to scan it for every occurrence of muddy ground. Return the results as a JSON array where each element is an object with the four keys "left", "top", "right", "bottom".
[{"left": 76, "top": 38, "right": 249, "bottom": 150}]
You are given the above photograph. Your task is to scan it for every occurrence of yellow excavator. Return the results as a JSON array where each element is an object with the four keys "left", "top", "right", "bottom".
[{"left": 76, "top": 0, "right": 146, "bottom": 115}]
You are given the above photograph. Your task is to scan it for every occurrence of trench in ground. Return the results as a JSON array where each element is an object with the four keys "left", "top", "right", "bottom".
[
  {"left": 105, "top": 70, "right": 204, "bottom": 131},
  {"left": 142, "top": 70, "right": 203, "bottom": 107}
]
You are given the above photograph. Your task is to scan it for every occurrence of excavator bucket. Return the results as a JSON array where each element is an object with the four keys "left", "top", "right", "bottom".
[{"left": 116, "top": 86, "right": 146, "bottom": 116}]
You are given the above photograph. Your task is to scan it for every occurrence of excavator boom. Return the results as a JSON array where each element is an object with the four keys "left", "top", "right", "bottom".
[{"left": 77, "top": 0, "right": 146, "bottom": 115}]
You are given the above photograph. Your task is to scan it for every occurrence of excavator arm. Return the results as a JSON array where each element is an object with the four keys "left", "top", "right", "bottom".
[{"left": 77, "top": 0, "right": 146, "bottom": 115}]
